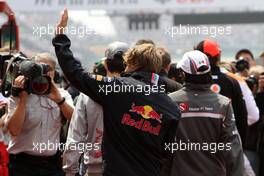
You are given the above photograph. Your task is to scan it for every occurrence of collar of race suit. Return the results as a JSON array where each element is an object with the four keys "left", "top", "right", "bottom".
[
  {"left": 121, "top": 71, "right": 162, "bottom": 85},
  {"left": 184, "top": 82, "right": 212, "bottom": 91}
]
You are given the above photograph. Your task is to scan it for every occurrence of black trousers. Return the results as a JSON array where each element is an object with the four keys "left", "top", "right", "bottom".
[{"left": 9, "top": 152, "right": 65, "bottom": 176}]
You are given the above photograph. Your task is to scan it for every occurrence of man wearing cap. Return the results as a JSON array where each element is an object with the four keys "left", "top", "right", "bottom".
[
  {"left": 63, "top": 41, "right": 129, "bottom": 176},
  {"left": 195, "top": 39, "right": 249, "bottom": 147},
  {"left": 163, "top": 50, "right": 244, "bottom": 176}
]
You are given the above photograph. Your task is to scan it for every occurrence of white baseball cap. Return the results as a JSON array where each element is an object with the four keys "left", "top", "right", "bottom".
[{"left": 177, "top": 50, "right": 211, "bottom": 75}]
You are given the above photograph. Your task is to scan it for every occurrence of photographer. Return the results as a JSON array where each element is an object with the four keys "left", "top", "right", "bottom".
[
  {"left": 235, "top": 49, "right": 256, "bottom": 68},
  {"left": 6, "top": 53, "right": 74, "bottom": 176},
  {"left": 235, "top": 57, "right": 251, "bottom": 78}
]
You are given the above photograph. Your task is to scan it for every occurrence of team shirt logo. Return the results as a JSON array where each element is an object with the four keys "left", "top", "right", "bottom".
[
  {"left": 121, "top": 103, "right": 163, "bottom": 136},
  {"left": 210, "top": 84, "right": 221, "bottom": 93}
]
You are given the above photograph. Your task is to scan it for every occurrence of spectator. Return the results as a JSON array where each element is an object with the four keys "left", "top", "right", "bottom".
[
  {"left": 61, "top": 75, "right": 80, "bottom": 102},
  {"left": 218, "top": 62, "right": 260, "bottom": 130},
  {"left": 235, "top": 57, "right": 251, "bottom": 77},
  {"left": 256, "top": 81, "right": 264, "bottom": 176},
  {"left": 249, "top": 66, "right": 264, "bottom": 83},
  {"left": 164, "top": 50, "right": 244, "bottom": 176},
  {"left": 6, "top": 53, "right": 74, "bottom": 176},
  {"left": 195, "top": 39, "right": 248, "bottom": 147},
  {"left": 248, "top": 65, "right": 264, "bottom": 176},
  {"left": 158, "top": 48, "right": 182, "bottom": 93},
  {"left": 255, "top": 52, "right": 264, "bottom": 66},
  {"left": 63, "top": 41, "right": 129, "bottom": 176},
  {"left": 168, "top": 63, "right": 185, "bottom": 84},
  {"left": 220, "top": 70, "right": 259, "bottom": 126},
  {"left": 53, "top": 9, "right": 181, "bottom": 176},
  {"left": 235, "top": 49, "right": 256, "bottom": 68},
  {"left": 93, "top": 60, "right": 107, "bottom": 76},
  {"left": 67, "top": 85, "right": 80, "bottom": 102}
]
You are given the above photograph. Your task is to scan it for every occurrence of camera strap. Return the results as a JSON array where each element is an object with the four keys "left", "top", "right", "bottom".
[{"left": 1, "top": 56, "right": 17, "bottom": 97}]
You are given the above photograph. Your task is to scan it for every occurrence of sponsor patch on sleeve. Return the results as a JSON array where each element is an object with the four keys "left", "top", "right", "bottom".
[
  {"left": 96, "top": 75, "right": 104, "bottom": 81},
  {"left": 210, "top": 84, "right": 221, "bottom": 93}
]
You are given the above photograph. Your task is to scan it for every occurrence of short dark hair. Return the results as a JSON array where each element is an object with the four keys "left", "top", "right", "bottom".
[
  {"left": 168, "top": 63, "right": 185, "bottom": 84},
  {"left": 135, "top": 39, "right": 155, "bottom": 46},
  {"left": 235, "top": 49, "right": 254, "bottom": 60},
  {"left": 184, "top": 72, "right": 212, "bottom": 84},
  {"left": 168, "top": 63, "right": 178, "bottom": 78},
  {"left": 195, "top": 41, "right": 220, "bottom": 68},
  {"left": 158, "top": 47, "right": 171, "bottom": 68},
  {"left": 106, "top": 52, "right": 125, "bottom": 73},
  {"left": 93, "top": 60, "right": 107, "bottom": 76}
]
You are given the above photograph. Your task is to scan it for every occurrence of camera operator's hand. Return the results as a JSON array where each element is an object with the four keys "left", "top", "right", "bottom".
[
  {"left": 8, "top": 76, "right": 28, "bottom": 136},
  {"left": 0, "top": 101, "right": 6, "bottom": 109},
  {"left": 13, "top": 76, "right": 28, "bottom": 100},
  {"left": 48, "top": 81, "right": 63, "bottom": 103},
  {"left": 258, "top": 75, "right": 264, "bottom": 92},
  {"left": 48, "top": 81, "right": 74, "bottom": 119},
  {"left": 56, "top": 8, "right": 68, "bottom": 35},
  {"left": 0, "top": 117, "right": 4, "bottom": 128}
]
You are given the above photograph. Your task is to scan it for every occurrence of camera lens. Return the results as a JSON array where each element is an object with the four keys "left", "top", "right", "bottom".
[
  {"left": 31, "top": 76, "right": 50, "bottom": 95},
  {"left": 235, "top": 59, "right": 250, "bottom": 72}
]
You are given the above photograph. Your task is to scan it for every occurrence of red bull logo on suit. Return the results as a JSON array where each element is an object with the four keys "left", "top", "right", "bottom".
[{"left": 121, "top": 103, "right": 162, "bottom": 136}]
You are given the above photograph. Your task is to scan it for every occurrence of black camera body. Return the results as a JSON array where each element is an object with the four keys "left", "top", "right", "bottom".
[
  {"left": 0, "top": 53, "right": 52, "bottom": 97},
  {"left": 245, "top": 75, "right": 258, "bottom": 92},
  {"left": 235, "top": 57, "right": 250, "bottom": 72}
]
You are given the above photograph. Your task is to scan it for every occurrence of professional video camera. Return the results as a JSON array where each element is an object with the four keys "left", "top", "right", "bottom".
[
  {"left": 235, "top": 57, "right": 250, "bottom": 72},
  {"left": 0, "top": 53, "right": 52, "bottom": 97}
]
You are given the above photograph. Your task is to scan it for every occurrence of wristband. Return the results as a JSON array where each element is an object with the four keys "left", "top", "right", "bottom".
[{"left": 57, "top": 97, "right": 66, "bottom": 105}]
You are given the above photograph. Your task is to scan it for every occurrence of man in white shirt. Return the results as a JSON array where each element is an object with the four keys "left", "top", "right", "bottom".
[{"left": 6, "top": 53, "right": 74, "bottom": 176}]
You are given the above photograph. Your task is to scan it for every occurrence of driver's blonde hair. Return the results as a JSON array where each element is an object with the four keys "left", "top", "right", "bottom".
[{"left": 124, "top": 44, "right": 163, "bottom": 73}]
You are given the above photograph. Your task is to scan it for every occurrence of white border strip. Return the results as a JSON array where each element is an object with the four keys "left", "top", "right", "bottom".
[{"left": 181, "top": 112, "right": 225, "bottom": 119}]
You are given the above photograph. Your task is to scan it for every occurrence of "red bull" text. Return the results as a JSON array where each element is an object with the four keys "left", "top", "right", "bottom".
[{"left": 120, "top": 103, "right": 163, "bottom": 136}]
